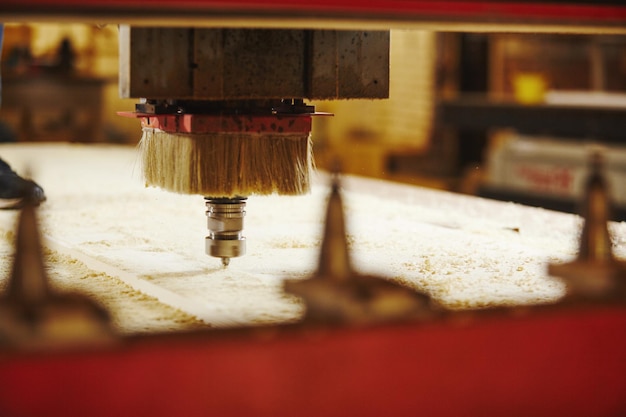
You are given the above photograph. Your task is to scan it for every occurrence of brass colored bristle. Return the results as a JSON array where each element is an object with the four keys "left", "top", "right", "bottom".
[{"left": 140, "top": 128, "right": 313, "bottom": 197}]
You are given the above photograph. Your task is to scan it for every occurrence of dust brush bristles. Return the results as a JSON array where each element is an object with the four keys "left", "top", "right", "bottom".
[{"left": 140, "top": 128, "right": 313, "bottom": 197}]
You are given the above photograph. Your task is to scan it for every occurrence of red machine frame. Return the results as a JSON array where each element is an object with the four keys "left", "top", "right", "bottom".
[
  {"left": 1, "top": 305, "right": 625, "bottom": 417},
  {"left": 1, "top": 0, "right": 626, "bottom": 28},
  {"left": 0, "top": 1, "right": 625, "bottom": 416}
]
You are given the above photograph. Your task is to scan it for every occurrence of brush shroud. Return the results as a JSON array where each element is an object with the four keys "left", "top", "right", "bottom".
[{"left": 138, "top": 113, "right": 314, "bottom": 197}]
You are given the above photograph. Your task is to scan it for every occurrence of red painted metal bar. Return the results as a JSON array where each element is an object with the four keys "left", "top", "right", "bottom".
[
  {"left": 0, "top": 0, "right": 625, "bottom": 26},
  {"left": 1, "top": 305, "right": 625, "bottom": 417}
]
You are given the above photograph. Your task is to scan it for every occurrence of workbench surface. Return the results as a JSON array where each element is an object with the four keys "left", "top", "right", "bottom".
[{"left": 0, "top": 143, "right": 612, "bottom": 334}]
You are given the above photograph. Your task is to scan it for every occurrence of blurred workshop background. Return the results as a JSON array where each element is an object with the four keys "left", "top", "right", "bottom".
[{"left": 1, "top": 24, "right": 626, "bottom": 206}]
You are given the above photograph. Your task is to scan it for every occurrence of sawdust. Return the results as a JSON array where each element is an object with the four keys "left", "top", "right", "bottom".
[
  {"left": 0, "top": 214, "right": 205, "bottom": 334},
  {"left": 2, "top": 143, "right": 623, "bottom": 332},
  {"left": 44, "top": 250, "right": 206, "bottom": 334}
]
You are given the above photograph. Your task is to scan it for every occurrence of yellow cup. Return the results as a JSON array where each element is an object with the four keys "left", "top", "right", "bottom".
[{"left": 513, "top": 73, "right": 547, "bottom": 104}]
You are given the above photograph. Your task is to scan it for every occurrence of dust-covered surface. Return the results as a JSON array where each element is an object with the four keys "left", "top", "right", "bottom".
[
  {"left": 1, "top": 226, "right": 204, "bottom": 334},
  {"left": 2, "top": 143, "right": 623, "bottom": 333}
]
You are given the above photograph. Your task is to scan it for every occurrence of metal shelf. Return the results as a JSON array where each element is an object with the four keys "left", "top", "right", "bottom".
[{"left": 439, "top": 96, "right": 626, "bottom": 143}]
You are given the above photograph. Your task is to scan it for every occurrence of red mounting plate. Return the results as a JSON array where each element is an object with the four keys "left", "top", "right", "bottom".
[{"left": 117, "top": 112, "right": 332, "bottom": 134}]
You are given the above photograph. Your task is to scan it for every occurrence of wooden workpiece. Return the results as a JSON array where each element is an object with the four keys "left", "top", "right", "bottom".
[{"left": 0, "top": 142, "right": 611, "bottom": 333}]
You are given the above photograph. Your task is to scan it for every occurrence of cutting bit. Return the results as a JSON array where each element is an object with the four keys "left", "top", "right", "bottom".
[
  {"left": 0, "top": 185, "right": 113, "bottom": 349},
  {"left": 548, "top": 153, "right": 626, "bottom": 302},
  {"left": 284, "top": 174, "right": 439, "bottom": 326},
  {"left": 205, "top": 197, "right": 247, "bottom": 267}
]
